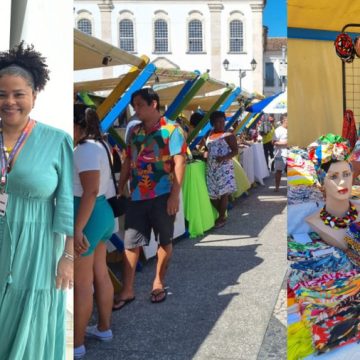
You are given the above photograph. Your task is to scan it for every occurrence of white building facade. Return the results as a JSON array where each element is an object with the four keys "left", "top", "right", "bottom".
[
  {"left": 263, "top": 37, "right": 287, "bottom": 97},
  {"left": 74, "top": 0, "right": 264, "bottom": 94}
]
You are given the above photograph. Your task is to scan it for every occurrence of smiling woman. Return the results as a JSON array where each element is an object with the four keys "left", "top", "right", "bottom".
[
  {"left": 0, "top": 42, "right": 73, "bottom": 360},
  {"left": 0, "top": 73, "right": 36, "bottom": 128}
]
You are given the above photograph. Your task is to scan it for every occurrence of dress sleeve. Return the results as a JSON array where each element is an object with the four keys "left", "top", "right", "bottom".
[{"left": 53, "top": 133, "right": 73, "bottom": 236}]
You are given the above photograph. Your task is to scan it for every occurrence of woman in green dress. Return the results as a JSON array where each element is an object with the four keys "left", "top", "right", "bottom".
[{"left": 0, "top": 42, "right": 73, "bottom": 359}]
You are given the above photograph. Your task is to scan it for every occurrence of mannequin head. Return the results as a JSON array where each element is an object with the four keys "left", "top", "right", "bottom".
[{"left": 323, "top": 160, "right": 353, "bottom": 201}]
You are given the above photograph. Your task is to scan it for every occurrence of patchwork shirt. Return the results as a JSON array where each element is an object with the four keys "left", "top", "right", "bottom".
[{"left": 126, "top": 116, "right": 187, "bottom": 201}]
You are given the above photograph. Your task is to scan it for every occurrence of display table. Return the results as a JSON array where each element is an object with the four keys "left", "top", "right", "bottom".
[
  {"left": 239, "top": 143, "right": 270, "bottom": 185},
  {"left": 239, "top": 146, "right": 255, "bottom": 184},
  {"left": 252, "top": 143, "right": 270, "bottom": 185},
  {"left": 182, "top": 160, "right": 217, "bottom": 238},
  {"left": 232, "top": 157, "right": 251, "bottom": 198},
  {"left": 287, "top": 190, "right": 360, "bottom": 359}
]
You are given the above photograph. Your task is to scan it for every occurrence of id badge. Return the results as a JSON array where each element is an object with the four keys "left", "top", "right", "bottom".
[{"left": 0, "top": 192, "right": 8, "bottom": 216}]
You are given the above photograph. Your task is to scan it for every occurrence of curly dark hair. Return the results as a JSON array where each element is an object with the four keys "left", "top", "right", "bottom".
[
  {"left": 0, "top": 41, "right": 50, "bottom": 91},
  {"left": 209, "top": 110, "right": 226, "bottom": 126}
]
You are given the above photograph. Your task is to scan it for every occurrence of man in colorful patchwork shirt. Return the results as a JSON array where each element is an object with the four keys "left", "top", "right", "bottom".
[{"left": 114, "top": 88, "right": 187, "bottom": 308}]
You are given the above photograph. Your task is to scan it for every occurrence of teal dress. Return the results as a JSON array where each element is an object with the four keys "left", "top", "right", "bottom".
[{"left": 0, "top": 122, "right": 73, "bottom": 360}]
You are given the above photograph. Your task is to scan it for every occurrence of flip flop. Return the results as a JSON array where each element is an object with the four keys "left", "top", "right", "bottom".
[
  {"left": 112, "top": 297, "right": 135, "bottom": 312},
  {"left": 214, "top": 219, "right": 226, "bottom": 229},
  {"left": 150, "top": 288, "right": 167, "bottom": 304}
]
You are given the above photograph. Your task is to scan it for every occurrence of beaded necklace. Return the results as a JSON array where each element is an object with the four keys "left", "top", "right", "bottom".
[{"left": 320, "top": 202, "right": 358, "bottom": 229}]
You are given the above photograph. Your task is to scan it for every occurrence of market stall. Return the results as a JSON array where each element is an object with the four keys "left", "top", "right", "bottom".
[
  {"left": 287, "top": 3, "right": 360, "bottom": 358},
  {"left": 288, "top": 0, "right": 360, "bottom": 147},
  {"left": 182, "top": 160, "right": 217, "bottom": 238},
  {"left": 287, "top": 144, "right": 360, "bottom": 360},
  {"left": 74, "top": 29, "right": 257, "bottom": 242}
]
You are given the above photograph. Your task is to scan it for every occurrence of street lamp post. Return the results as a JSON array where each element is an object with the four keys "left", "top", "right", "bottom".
[{"left": 222, "top": 58, "right": 257, "bottom": 89}]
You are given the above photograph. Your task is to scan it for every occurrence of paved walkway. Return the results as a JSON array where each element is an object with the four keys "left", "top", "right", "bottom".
[{"left": 83, "top": 173, "right": 287, "bottom": 360}]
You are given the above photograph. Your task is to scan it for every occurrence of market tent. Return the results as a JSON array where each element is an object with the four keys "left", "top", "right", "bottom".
[
  {"left": 74, "top": 68, "right": 199, "bottom": 93},
  {"left": 155, "top": 78, "right": 227, "bottom": 108},
  {"left": 246, "top": 91, "right": 286, "bottom": 114},
  {"left": 288, "top": 1, "right": 360, "bottom": 32},
  {"left": 262, "top": 91, "right": 287, "bottom": 114},
  {"left": 186, "top": 93, "right": 231, "bottom": 112},
  {"left": 75, "top": 69, "right": 230, "bottom": 111},
  {"left": 74, "top": 28, "right": 144, "bottom": 70},
  {"left": 288, "top": 0, "right": 360, "bottom": 147}
]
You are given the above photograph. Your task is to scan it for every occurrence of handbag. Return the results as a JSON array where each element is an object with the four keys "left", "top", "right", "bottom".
[{"left": 100, "top": 139, "right": 127, "bottom": 217}]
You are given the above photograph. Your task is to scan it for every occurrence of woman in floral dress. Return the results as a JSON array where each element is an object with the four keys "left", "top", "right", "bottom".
[{"left": 205, "top": 111, "right": 238, "bottom": 228}]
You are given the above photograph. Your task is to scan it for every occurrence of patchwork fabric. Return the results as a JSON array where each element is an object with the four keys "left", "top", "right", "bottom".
[
  {"left": 288, "top": 147, "right": 317, "bottom": 187},
  {"left": 312, "top": 310, "right": 360, "bottom": 353},
  {"left": 127, "top": 117, "right": 187, "bottom": 201},
  {"left": 344, "top": 221, "right": 360, "bottom": 267}
]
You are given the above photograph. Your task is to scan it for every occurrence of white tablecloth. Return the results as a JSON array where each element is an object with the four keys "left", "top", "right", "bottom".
[
  {"left": 239, "top": 143, "right": 270, "bottom": 185},
  {"left": 252, "top": 143, "right": 270, "bottom": 185},
  {"left": 239, "top": 146, "right": 255, "bottom": 184}
]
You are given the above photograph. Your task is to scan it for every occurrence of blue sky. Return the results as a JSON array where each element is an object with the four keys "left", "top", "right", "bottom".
[{"left": 263, "top": 0, "right": 287, "bottom": 37}]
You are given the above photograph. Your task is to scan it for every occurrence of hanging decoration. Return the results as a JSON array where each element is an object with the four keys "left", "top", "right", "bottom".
[{"left": 334, "top": 33, "right": 355, "bottom": 63}]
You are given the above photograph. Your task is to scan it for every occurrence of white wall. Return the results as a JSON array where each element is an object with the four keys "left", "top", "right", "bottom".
[
  {"left": 4, "top": 0, "right": 73, "bottom": 136},
  {"left": 73, "top": 0, "right": 264, "bottom": 93},
  {"left": 0, "top": 0, "right": 11, "bottom": 49},
  {"left": 263, "top": 48, "right": 287, "bottom": 96}
]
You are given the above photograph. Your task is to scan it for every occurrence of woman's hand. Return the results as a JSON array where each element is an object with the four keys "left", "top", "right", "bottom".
[
  {"left": 74, "top": 230, "right": 90, "bottom": 257},
  {"left": 56, "top": 255, "right": 74, "bottom": 290}
]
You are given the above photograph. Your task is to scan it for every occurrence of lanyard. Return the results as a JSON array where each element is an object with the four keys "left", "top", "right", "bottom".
[{"left": 0, "top": 119, "right": 35, "bottom": 187}]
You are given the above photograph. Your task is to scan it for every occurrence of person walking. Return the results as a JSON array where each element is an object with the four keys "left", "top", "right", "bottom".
[
  {"left": 73, "top": 105, "right": 115, "bottom": 359},
  {"left": 205, "top": 111, "right": 238, "bottom": 228},
  {"left": 260, "top": 113, "right": 275, "bottom": 170},
  {"left": 273, "top": 113, "right": 288, "bottom": 192},
  {"left": 114, "top": 88, "right": 187, "bottom": 308}
]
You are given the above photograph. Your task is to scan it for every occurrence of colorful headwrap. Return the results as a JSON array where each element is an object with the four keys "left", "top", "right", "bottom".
[{"left": 307, "top": 134, "right": 351, "bottom": 184}]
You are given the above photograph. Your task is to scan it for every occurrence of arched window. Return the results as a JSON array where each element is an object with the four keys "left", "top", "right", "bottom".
[
  {"left": 119, "top": 19, "right": 134, "bottom": 52},
  {"left": 188, "top": 19, "right": 203, "bottom": 52},
  {"left": 154, "top": 19, "right": 168, "bottom": 53},
  {"left": 229, "top": 20, "right": 243, "bottom": 52},
  {"left": 77, "top": 18, "right": 92, "bottom": 36}
]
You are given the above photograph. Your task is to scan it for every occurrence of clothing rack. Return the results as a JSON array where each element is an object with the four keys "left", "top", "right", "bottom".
[{"left": 342, "top": 23, "right": 360, "bottom": 131}]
